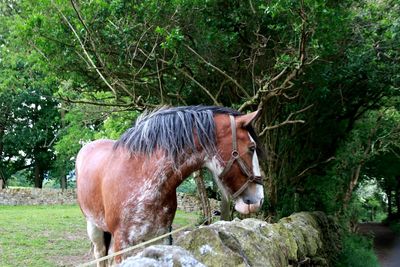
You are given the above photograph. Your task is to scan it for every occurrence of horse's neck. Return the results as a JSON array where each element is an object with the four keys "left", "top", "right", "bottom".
[
  {"left": 177, "top": 152, "right": 206, "bottom": 177},
  {"left": 157, "top": 152, "right": 206, "bottom": 193}
]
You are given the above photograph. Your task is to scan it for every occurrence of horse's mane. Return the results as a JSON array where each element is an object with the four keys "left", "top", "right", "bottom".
[{"left": 114, "top": 105, "right": 259, "bottom": 160}]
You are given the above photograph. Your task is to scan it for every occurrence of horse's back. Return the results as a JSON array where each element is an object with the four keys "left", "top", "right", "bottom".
[
  {"left": 76, "top": 139, "right": 115, "bottom": 228},
  {"left": 76, "top": 139, "right": 115, "bottom": 173}
]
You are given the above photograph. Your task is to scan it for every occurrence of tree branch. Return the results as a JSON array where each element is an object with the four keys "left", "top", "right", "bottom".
[
  {"left": 292, "top": 156, "right": 335, "bottom": 182},
  {"left": 159, "top": 59, "right": 221, "bottom": 106},
  {"left": 70, "top": 0, "right": 106, "bottom": 68},
  {"left": 52, "top": 1, "right": 118, "bottom": 96},
  {"left": 57, "top": 95, "right": 152, "bottom": 110},
  {"left": 239, "top": 2, "right": 311, "bottom": 112},
  {"left": 259, "top": 104, "right": 313, "bottom": 135},
  {"left": 184, "top": 44, "right": 250, "bottom": 98}
]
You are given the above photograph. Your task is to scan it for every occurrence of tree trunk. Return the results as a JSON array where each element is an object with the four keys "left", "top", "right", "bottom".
[
  {"left": 294, "top": 192, "right": 300, "bottom": 212},
  {"left": 342, "top": 114, "right": 383, "bottom": 211},
  {"left": 370, "top": 207, "right": 375, "bottom": 222},
  {"left": 266, "top": 175, "right": 277, "bottom": 220},
  {"left": 343, "top": 165, "right": 362, "bottom": 206},
  {"left": 34, "top": 162, "right": 43, "bottom": 188},
  {"left": 387, "top": 188, "right": 393, "bottom": 219},
  {"left": 220, "top": 195, "right": 231, "bottom": 221},
  {"left": 194, "top": 170, "right": 212, "bottom": 224},
  {"left": 0, "top": 164, "right": 5, "bottom": 189},
  {"left": 60, "top": 108, "right": 67, "bottom": 191},
  {"left": 60, "top": 174, "right": 67, "bottom": 190},
  {"left": 0, "top": 126, "right": 5, "bottom": 188},
  {"left": 396, "top": 177, "right": 400, "bottom": 218},
  {"left": 0, "top": 125, "right": 4, "bottom": 161}
]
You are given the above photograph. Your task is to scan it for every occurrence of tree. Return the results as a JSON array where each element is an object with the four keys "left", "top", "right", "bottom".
[
  {"left": 0, "top": 2, "right": 61, "bottom": 187},
  {"left": 261, "top": 0, "right": 400, "bottom": 218},
  {"left": 0, "top": 85, "right": 60, "bottom": 188},
  {"left": 0, "top": 0, "right": 399, "bottom": 222}
]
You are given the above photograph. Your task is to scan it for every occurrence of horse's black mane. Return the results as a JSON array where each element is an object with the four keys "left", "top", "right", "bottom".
[{"left": 115, "top": 105, "right": 260, "bottom": 160}]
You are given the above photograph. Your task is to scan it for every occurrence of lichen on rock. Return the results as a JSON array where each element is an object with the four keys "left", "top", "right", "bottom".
[{"left": 176, "top": 226, "right": 245, "bottom": 266}]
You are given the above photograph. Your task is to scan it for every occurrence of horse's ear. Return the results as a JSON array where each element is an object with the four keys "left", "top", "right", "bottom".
[{"left": 236, "top": 109, "right": 262, "bottom": 128}]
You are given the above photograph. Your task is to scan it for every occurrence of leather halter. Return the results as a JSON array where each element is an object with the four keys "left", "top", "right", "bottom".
[{"left": 218, "top": 115, "right": 263, "bottom": 199}]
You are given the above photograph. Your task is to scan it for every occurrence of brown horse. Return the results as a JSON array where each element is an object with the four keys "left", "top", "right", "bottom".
[{"left": 76, "top": 106, "right": 264, "bottom": 265}]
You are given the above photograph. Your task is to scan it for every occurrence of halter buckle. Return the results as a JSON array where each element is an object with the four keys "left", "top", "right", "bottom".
[
  {"left": 231, "top": 150, "right": 239, "bottom": 159},
  {"left": 248, "top": 175, "right": 255, "bottom": 182}
]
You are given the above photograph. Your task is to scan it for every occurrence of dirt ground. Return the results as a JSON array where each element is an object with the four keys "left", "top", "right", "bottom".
[{"left": 358, "top": 223, "right": 400, "bottom": 267}]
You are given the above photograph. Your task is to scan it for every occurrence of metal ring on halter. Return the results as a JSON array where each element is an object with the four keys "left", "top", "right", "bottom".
[{"left": 231, "top": 150, "right": 239, "bottom": 158}]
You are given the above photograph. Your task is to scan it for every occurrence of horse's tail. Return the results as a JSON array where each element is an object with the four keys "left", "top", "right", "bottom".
[{"left": 104, "top": 232, "right": 112, "bottom": 255}]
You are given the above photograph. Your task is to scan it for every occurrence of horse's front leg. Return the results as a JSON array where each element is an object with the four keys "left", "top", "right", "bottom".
[
  {"left": 111, "top": 230, "right": 126, "bottom": 264},
  {"left": 111, "top": 227, "right": 140, "bottom": 264}
]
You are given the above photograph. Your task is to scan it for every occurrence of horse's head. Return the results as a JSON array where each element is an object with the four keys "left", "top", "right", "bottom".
[{"left": 205, "top": 110, "right": 264, "bottom": 215}]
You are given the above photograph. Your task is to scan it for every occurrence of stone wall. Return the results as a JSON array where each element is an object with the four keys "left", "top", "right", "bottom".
[
  {"left": 176, "top": 192, "right": 220, "bottom": 213},
  {"left": 121, "top": 212, "right": 342, "bottom": 267},
  {"left": 0, "top": 188, "right": 219, "bottom": 213},
  {"left": 0, "top": 188, "right": 77, "bottom": 205}
]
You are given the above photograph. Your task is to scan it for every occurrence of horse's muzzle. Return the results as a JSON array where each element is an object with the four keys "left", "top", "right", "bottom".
[{"left": 234, "top": 197, "right": 263, "bottom": 214}]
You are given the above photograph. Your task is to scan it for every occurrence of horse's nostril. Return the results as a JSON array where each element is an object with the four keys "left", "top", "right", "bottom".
[{"left": 244, "top": 198, "right": 252, "bottom": 205}]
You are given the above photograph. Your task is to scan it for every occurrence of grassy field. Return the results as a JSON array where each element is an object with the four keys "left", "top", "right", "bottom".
[{"left": 0, "top": 205, "right": 198, "bottom": 266}]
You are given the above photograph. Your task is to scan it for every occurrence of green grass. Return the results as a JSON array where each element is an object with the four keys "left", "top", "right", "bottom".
[{"left": 0, "top": 205, "right": 198, "bottom": 266}]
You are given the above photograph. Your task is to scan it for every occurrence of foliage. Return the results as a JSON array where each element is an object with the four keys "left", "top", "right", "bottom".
[
  {"left": 178, "top": 170, "right": 216, "bottom": 197},
  {"left": 177, "top": 176, "right": 197, "bottom": 195},
  {"left": 0, "top": 0, "right": 398, "bottom": 230},
  {"left": 284, "top": 107, "right": 399, "bottom": 219},
  {"left": 353, "top": 179, "right": 386, "bottom": 222},
  {"left": 336, "top": 233, "right": 379, "bottom": 267},
  {"left": 0, "top": 62, "right": 61, "bottom": 187},
  {"left": 6, "top": 170, "right": 32, "bottom": 187},
  {"left": 388, "top": 221, "right": 400, "bottom": 234}
]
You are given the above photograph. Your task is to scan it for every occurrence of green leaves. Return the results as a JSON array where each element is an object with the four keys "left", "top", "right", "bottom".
[{"left": 161, "top": 27, "right": 184, "bottom": 50}]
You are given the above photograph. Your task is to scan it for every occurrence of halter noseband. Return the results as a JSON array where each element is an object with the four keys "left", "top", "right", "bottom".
[{"left": 218, "top": 115, "right": 263, "bottom": 199}]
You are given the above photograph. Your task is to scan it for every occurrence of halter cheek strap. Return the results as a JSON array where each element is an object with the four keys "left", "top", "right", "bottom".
[{"left": 218, "top": 115, "right": 263, "bottom": 199}]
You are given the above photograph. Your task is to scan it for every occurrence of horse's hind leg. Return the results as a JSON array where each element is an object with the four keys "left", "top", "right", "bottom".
[{"left": 86, "top": 220, "right": 108, "bottom": 267}]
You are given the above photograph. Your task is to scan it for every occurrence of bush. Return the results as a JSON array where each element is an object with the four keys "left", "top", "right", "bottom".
[{"left": 336, "top": 233, "right": 379, "bottom": 267}]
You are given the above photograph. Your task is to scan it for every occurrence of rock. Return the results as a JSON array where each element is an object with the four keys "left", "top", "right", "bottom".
[
  {"left": 176, "top": 212, "right": 339, "bottom": 267},
  {"left": 119, "top": 245, "right": 205, "bottom": 267},
  {"left": 111, "top": 212, "right": 340, "bottom": 267},
  {"left": 212, "top": 219, "right": 290, "bottom": 267},
  {"left": 175, "top": 225, "right": 245, "bottom": 266},
  {"left": 119, "top": 257, "right": 160, "bottom": 267},
  {"left": 279, "top": 212, "right": 322, "bottom": 258},
  {"left": 176, "top": 219, "right": 288, "bottom": 267}
]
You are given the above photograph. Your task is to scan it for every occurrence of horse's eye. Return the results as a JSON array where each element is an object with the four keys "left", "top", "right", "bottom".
[{"left": 248, "top": 144, "right": 256, "bottom": 153}]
